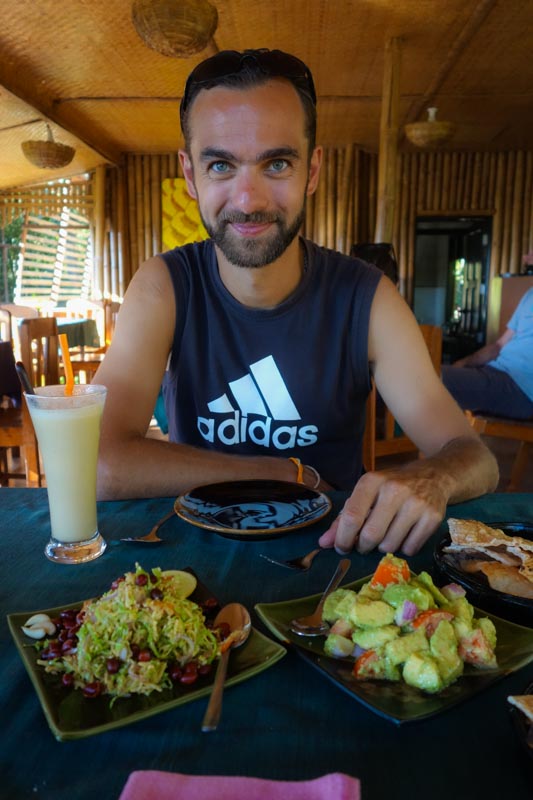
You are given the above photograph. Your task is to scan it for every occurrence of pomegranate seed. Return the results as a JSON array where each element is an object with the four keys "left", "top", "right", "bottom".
[
  {"left": 217, "top": 622, "right": 231, "bottom": 640},
  {"left": 106, "top": 658, "right": 121, "bottom": 674},
  {"left": 135, "top": 574, "right": 148, "bottom": 586},
  {"left": 169, "top": 664, "right": 183, "bottom": 682},
  {"left": 137, "top": 648, "right": 152, "bottom": 662},
  {"left": 179, "top": 672, "right": 198, "bottom": 685},
  {"left": 82, "top": 682, "right": 103, "bottom": 698}
]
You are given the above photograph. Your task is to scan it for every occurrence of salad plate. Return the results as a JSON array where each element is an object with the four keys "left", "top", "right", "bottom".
[
  {"left": 433, "top": 522, "right": 533, "bottom": 627},
  {"left": 8, "top": 572, "right": 286, "bottom": 741},
  {"left": 174, "top": 479, "right": 332, "bottom": 539},
  {"left": 255, "top": 575, "right": 533, "bottom": 724}
]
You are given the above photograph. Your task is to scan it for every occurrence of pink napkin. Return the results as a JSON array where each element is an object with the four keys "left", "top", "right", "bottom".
[{"left": 119, "top": 771, "right": 361, "bottom": 800}]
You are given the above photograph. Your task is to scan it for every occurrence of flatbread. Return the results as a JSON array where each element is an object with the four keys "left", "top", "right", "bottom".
[
  {"left": 447, "top": 518, "right": 510, "bottom": 544},
  {"left": 446, "top": 518, "right": 533, "bottom": 597},
  {"left": 477, "top": 562, "right": 533, "bottom": 600},
  {"left": 507, "top": 695, "right": 533, "bottom": 723},
  {"left": 445, "top": 544, "right": 521, "bottom": 566}
]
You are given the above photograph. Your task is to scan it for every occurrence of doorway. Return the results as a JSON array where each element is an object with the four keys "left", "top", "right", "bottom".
[{"left": 413, "top": 216, "right": 492, "bottom": 363}]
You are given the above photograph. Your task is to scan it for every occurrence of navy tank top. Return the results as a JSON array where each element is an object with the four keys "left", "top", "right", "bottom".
[{"left": 161, "top": 237, "right": 381, "bottom": 490}]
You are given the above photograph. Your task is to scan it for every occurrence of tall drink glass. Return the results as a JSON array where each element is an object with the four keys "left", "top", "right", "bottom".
[{"left": 25, "top": 384, "right": 107, "bottom": 564}]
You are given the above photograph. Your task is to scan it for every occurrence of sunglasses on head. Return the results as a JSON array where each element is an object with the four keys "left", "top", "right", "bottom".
[{"left": 180, "top": 48, "right": 317, "bottom": 123}]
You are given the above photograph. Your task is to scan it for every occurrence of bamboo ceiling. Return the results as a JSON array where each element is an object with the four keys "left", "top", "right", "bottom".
[{"left": 0, "top": 0, "right": 532, "bottom": 190}]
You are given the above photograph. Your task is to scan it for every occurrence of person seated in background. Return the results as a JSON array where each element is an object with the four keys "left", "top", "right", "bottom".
[
  {"left": 442, "top": 287, "right": 533, "bottom": 420},
  {"left": 94, "top": 48, "right": 498, "bottom": 557}
]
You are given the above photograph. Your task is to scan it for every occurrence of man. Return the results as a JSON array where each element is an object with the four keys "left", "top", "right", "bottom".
[
  {"left": 442, "top": 287, "right": 533, "bottom": 420},
  {"left": 95, "top": 48, "right": 498, "bottom": 556}
]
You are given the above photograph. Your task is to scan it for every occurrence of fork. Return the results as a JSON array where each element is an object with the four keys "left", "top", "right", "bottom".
[
  {"left": 120, "top": 510, "right": 175, "bottom": 544},
  {"left": 259, "top": 548, "right": 322, "bottom": 572},
  {"left": 290, "top": 558, "right": 351, "bottom": 636}
]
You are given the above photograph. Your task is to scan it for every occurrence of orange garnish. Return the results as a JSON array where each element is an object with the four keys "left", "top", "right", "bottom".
[
  {"left": 369, "top": 554, "right": 411, "bottom": 588},
  {"left": 58, "top": 333, "right": 74, "bottom": 396}
]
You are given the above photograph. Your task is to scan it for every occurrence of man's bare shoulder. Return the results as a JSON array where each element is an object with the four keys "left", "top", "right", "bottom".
[{"left": 128, "top": 255, "right": 173, "bottom": 299}]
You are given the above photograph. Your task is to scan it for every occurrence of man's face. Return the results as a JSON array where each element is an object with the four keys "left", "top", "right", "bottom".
[{"left": 179, "top": 79, "right": 321, "bottom": 268}]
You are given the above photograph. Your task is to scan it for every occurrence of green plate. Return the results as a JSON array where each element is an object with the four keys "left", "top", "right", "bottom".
[
  {"left": 255, "top": 575, "right": 533, "bottom": 724},
  {"left": 8, "top": 574, "right": 286, "bottom": 741}
]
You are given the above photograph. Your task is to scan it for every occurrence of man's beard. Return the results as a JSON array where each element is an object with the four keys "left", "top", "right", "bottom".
[{"left": 200, "top": 206, "right": 306, "bottom": 268}]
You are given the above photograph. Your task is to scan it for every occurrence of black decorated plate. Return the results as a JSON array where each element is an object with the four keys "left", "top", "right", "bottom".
[
  {"left": 255, "top": 575, "right": 533, "bottom": 724},
  {"left": 174, "top": 480, "right": 332, "bottom": 539},
  {"left": 509, "top": 682, "right": 533, "bottom": 765},
  {"left": 434, "top": 522, "right": 533, "bottom": 626},
  {"left": 8, "top": 571, "right": 286, "bottom": 741}
]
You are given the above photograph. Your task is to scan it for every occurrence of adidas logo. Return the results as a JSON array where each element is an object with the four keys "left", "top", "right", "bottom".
[{"left": 197, "top": 355, "right": 318, "bottom": 450}]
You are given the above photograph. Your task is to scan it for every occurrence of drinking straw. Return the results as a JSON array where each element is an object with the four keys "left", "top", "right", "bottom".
[{"left": 58, "top": 333, "right": 74, "bottom": 396}]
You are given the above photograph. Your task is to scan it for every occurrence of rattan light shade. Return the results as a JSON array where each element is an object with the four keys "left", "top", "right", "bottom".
[
  {"left": 404, "top": 107, "right": 456, "bottom": 148},
  {"left": 131, "top": 0, "right": 218, "bottom": 57},
  {"left": 21, "top": 125, "right": 75, "bottom": 169}
]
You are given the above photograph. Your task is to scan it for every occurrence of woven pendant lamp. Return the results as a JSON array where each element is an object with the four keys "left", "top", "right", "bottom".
[
  {"left": 21, "top": 124, "right": 75, "bottom": 169},
  {"left": 131, "top": 0, "right": 218, "bottom": 57},
  {"left": 404, "top": 107, "right": 455, "bottom": 148}
]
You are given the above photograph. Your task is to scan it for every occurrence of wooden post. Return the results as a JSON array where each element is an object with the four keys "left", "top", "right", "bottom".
[
  {"left": 93, "top": 164, "right": 106, "bottom": 300},
  {"left": 374, "top": 37, "right": 401, "bottom": 244}
]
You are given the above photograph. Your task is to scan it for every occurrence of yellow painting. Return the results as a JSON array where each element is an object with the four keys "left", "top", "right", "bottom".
[{"left": 161, "top": 178, "right": 209, "bottom": 250}]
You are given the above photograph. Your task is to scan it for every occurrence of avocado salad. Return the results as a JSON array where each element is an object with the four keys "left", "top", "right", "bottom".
[
  {"left": 35, "top": 564, "right": 219, "bottom": 698},
  {"left": 322, "top": 553, "right": 498, "bottom": 694}
]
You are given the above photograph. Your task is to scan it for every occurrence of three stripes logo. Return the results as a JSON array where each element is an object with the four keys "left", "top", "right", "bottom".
[{"left": 197, "top": 355, "right": 318, "bottom": 449}]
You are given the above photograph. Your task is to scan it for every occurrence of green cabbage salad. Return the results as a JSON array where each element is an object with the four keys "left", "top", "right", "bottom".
[{"left": 38, "top": 564, "right": 219, "bottom": 698}]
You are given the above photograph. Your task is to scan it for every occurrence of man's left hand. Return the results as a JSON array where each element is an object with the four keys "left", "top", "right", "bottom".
[{"left": 318, "top": 464, "right": 450, "bottom": 556}]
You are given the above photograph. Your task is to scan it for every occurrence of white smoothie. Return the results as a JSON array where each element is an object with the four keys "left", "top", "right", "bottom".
[{"left": 28, "top": 388, "right": 105, "bottom": 543}]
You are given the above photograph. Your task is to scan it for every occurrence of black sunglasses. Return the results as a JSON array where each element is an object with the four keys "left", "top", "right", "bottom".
[{"left": 180, "top": 48, "right": 317, "bottom": 123}]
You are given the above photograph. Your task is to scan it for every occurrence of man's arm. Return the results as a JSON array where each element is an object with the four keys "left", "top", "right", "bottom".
[
  {"left": 453, "top": 327, "right": 514, "bottom": 367},
  {"left": 94, "top": 257, "right": 307, "bottom": 500},
  {"left": 319, "top": 277, "right": 499, "bottom": 556}
]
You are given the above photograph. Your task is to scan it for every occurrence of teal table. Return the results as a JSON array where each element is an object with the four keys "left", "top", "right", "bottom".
[
  {"left": 1, "top": 490, "right": 532, "bottom": 799},
  {"left": 57, "top": 318, "right": 101, "bottom": 349}
]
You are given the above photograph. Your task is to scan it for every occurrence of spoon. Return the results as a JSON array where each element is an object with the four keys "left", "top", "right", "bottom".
[
  {"left": 201, "top": 602, "right": 252, "bottom": 732},
  {"left": 290, "top": 558, "right": 351, "bottom": 636}
]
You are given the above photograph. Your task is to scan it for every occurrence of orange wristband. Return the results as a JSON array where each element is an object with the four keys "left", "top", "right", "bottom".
[{"left": 289, "top": 457, "right": 304, "bottom": 483}]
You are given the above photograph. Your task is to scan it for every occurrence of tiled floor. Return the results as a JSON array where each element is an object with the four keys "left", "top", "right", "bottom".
[{"left": 1, "top": 434, "right": 531, "bottom": 492}]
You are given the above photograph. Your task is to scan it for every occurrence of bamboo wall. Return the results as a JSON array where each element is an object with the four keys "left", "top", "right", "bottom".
[
  {"left": 303, "top": 145, "right": 378, "bottom": 252},
  {"left": 105, "top": 146, "right": 378, "bottom": 292},
  {"left": 394, "top": 150, "right": 533, "bottom": 305},
  {"left": 102, "top": 148, "right": 532, "bottom": 329}
]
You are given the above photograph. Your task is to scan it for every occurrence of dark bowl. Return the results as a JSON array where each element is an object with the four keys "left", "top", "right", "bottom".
[{"left": 433, "top": 522, "right": 533, "bottom": 627}]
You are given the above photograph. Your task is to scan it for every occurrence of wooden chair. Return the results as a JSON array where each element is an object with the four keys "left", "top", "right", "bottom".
[
  {"left": 466, "top": 411, "right": 533, "bottom": 491},
  {"left": 19, "top": 316, "right": 60, "bottom": 387},
  {"left": 363, "top": 324, "right": 443, "bottom": 471},
  {"left": 0, "top": 341, "right": 41, "bottom": 486},
  {"left": 69, "top": 300, "right": 121, "bottom": 382}
]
